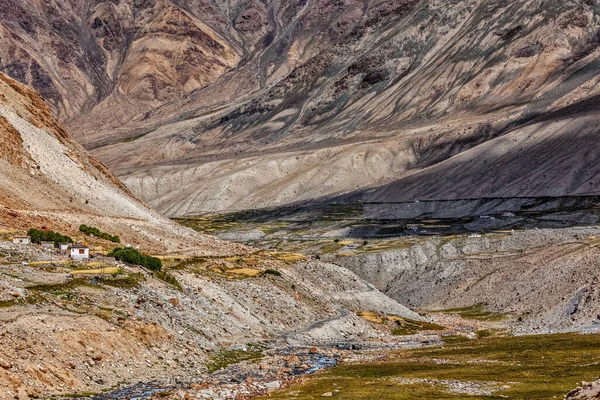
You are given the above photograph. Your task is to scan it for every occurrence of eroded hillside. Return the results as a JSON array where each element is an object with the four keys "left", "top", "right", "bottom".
[
  {"left": 0, "top": 244, "right": 421, "bottom": 399},
  {"left": 0, "top": 71, "right": 236, "bottom": 254},
  {"left": 3, "top": 0, "right": 600, "bottom": 216},
  {"left": 102, "top": 0, "right": 600, "bottom": 215},
  {"left": 0, "top": 73, "right": 427, "bottom": 399}
]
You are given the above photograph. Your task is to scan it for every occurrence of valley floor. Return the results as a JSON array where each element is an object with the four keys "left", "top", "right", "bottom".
[
  {"left": 257, "top": 332, "right": 600, "bottom": 400},
  {"left": 4, "top": 204, "right": 600, "bottom": 399},
  {"left": 165, "top": 205, "right": 600, "bottom": 399}
]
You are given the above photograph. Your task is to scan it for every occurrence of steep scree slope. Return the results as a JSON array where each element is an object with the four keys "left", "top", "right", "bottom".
[{"left": 0, "top": 72, "right": 235, "bottom": 254}]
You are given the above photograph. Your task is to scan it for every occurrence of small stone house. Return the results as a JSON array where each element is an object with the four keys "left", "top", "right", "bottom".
[
  {"left": 12, "top": 236, "right": 30, "bottom": 245},
  {"left": 69, "top": 244, "right": 89, "bottom": 260},
  {"left": 40, "top": 241, "right": 55, "bottom": 249},
  {"left": 58, "top": 243, "right": 70, "bottom": 253}
]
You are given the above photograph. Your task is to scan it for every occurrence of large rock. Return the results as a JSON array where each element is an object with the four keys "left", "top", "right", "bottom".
[{"left": 566, "top": 380, "right": 600, "bottom": 399}]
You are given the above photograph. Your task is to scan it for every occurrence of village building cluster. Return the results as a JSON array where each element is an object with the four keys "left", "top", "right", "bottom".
[{"left": 11, "top": 235, "right": 90, "bottom": 259}]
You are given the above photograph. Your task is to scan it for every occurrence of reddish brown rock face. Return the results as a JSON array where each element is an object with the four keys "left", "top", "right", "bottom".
[
  {"left": 0, "top": 0, "right": 242, "bottom": 122},
  {"left": 0, "top": 115, "right": 27, "bottom": 166}
]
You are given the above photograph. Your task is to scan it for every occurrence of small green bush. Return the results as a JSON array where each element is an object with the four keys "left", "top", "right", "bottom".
[
  {"left": 79, "top": 225, "right": 120, "bottom": 243},
  {"left": 264, "top": 269, "right": 281, "bottom": 277},
  {"left": 27, "top": 228, "right": 73, "bottom": 245},
  {"left": 108, "top": 247, "right": 162, "bottom": 271},
  {"left": 155, "top": 271, "right": 182, "bottom": 291}
]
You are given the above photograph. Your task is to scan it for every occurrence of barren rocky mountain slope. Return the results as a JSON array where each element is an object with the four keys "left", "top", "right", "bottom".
[
  {"left": 0, "top": 73, "right": 425, "bottom": 399},
  {"left": 0, "top": 71, "right": 238, "bottom": 254},
  {"left": 0, "top": 240, "right": 424, "bottom": 399},
  {"left": 328, "top": 226, "right": 600, "bottom": 333},
  {"left": 3, "top": 0, "right": 600, "bottom": 215}
]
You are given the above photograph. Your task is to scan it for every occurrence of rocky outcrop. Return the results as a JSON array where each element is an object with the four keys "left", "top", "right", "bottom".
[
  {"left": 327, "top": 226, "right": 600, "bottom": 333},
  {"left": 567, "top": 379, "right": 600, "bottom": 399},
  {"left": 0, "top": 0, "right": 243, "bottom": 151}
]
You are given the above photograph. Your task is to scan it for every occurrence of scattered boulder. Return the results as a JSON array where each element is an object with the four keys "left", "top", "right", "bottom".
[
  {"left": 265, "top": 381, "right": 281, "bottom": 391},
  {"left": 566, "top": 379, "right": 600, "bottom": 399},
  {"left": 0, "top": 359, "right": 12, "bottom": 370}
]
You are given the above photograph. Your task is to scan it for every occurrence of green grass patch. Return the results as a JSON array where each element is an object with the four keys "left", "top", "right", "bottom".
[
  {"left": 27, "top": 274, "right": 144, "bottom": 293},
  {"left": 27, "top": 278, "right": 98, "bottom": 294},
  {"left": 437, "top": 304, "right": 509, "bottom": 322},
  {"left": 207, "top": 343, "right": 268, "bottom": 373},
  {"left": 435, "top": 237, "right": 453, "bottom": 254},
  {"left": 57, "top": 391, "right": 99, "bottom": 398},
  {"left": 174, "top": 215, "right": 242, "bottom": 235},
  {"left": 391, "top": 318, "right": 446, "bottom": 335},
  {"left": 171, "top": 257, "right": 207, "bottom": 270},
  {"left": 0, "top": 293, "right": 44, "bottom": 308},
  {"left": 97, "top": 273, "right": 145, "bottom": 289},
  {"left": 320, "top": 242, "right": 344, "bottom": 254},
  {"left": 155, "top": 271, "right": 182, "bottom": 291},
  {"left": 260, "top": 333, "right": 600, "bottom": 399}
]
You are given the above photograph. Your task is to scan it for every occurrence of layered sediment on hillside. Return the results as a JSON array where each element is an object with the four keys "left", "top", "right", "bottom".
[
  {"left": 4, "top": 1, "right": 600, "bottom": 215},
  {"left": 328, "top": 226, "right": 600, "bottom": 333}
]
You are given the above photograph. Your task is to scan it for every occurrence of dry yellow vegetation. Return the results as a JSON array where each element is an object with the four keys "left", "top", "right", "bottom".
[
  {"left": 70, "top": 267, "right": 121, "bottom": 275},
  {"left": 227, "top": 268, "right": 263, "bottom": 277},
  {"left": 386, "top": 315, "right": 405, "bottom": 322},
  {"left": 86, "top": 262, "right": 110, "bottom": 267},
  {"left": 274, "top": 252, "right": 305, "bottom": 262},
  {"left": 357, "top": 311, "right": 384, "bottom": 324}
]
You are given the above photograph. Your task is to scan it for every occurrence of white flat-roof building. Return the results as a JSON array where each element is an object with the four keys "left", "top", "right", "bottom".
[
  {"left": 12, "top": 236, "right": 30, "bottom": 245},
  {"left": 69, "top": 244, "right": 89, "bottom": 260}
]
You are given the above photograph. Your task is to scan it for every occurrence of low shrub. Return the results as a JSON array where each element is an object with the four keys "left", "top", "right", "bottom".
[
  {"left": 264, "top": 269, "right": 281, "bottom": 277},
  {"left": 79, "top": 225, "right": 120, "bottom": 243},
  {"left": 108, "top": 247, "right": 162, "bottom": 271}
]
